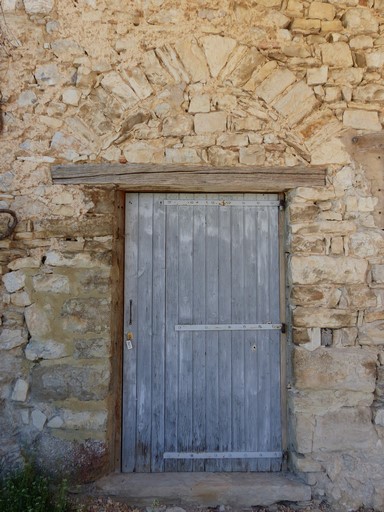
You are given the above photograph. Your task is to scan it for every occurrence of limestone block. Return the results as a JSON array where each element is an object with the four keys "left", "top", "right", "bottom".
[
  {"left": 165, "top": 148, "right": 201, "bottom": 164},
  {"left": 34, "top": 64, "right": 60, "bottom": 86},
  {"left": 294, "top": 347, "right": 377, "bottom": 391},
  {"left": 45, "top": 251, "right": 110, "bottom": 268},
  {"left": 307, "top": 66, "right": 328, "bottom": 85},
  {"left": 255, "top": 0, "right": 281, "bottom": 5},
  {"left": 61, "top": 298, "right": 110, "bottom": 334},
  {"left": 162, "top": 114, "right": 193, "bottom": 137},
  {"left": 122, "top": 142, "right": 163, "bottom": 164},
  {"left": 155, "top": 45, "right": 189, "bottom": 83},
  {"left": 32, "top": 409, "right": 47, "bottom": 431},
  {"left": 308, "top": 2, "right": 335, "bottom": 20},
  {"left": 343, "top": 110, "right": 381, "bottom": 131},
  {"left": 217, "top": 134, "right": 248, "bottom": 148},
  {"left": 359, "top": 322, "right": 384, "bottom": 345},
  {"left": 74, "top": 338, "right": 109, "bottom": 359},
  {"left": 174, "top": 39, "right": 210, "bottom": 83},
  {"left": 0, "top": 329, "right": 27, "bottom": 350},
  {"left": 342, "top": 8, "right": 379, "bottom": 33},
  {"left": 141, "top": 50, "right": 171, "bottom": 87},
  {"left": 11, "top": 379, "right": 29, "bottom": 402},
  {"left": 18, "top": 90, "right": 38, "bottom": 107},
  {"left": 331, "top": 68, "right": 363, "bottom": 86},
  {"left": 2, "top": 270, "right": 26, "bottom": 293},
  {"left": 313, "top": 408, "right": 377, "bottom": 451},
  {"left": 239, "top": 146, "right": 266, "bottom": 165},
  {"left": 2, "top": 0, "right": 17, "bottom": 11},
  {"left": 349, "top": 231, "right": 384, "bottom": 258},
  {"left": 189, "top": 95, "right": 210, "bottom": 114},
  {"left": 62, "top": 88, "right": 81, "bottom": 107},
  {"left": 47, "top": 416, "right": 64, "bottom": 428},
  {"left": 331, "top": 236, "right": 344, "bottom": 255},
  {"left": 374, "top": 409, "right": 384, "bottom": 427},
  {"left": 291, "top": 286, "right": 341, "bottom": 307},
  {"left": 290, "top": 236, "right": 323, "bottom": 254},
  {"left": 207, "top": 147, "right": 238, "bottom": 166},
  {"left": 232, "top": 117, "right": 263, "bottom": 132},
  {"left": 194, "top": 112, "right": 227, "bottom": 134},
  {"left": 31, "top": 363, "right": 110, "bottom": 401},
  {"left": 51, "top": 39, "right": 84, "bottom": 60},
  {"left": 183, "top": 135, "right": 216, "bottom": 147},
  {"left": 321, "top": 43, "right": 353, "bottom": 67},
  {"left": 291, "top": 256, "right": 368, "bottom": 284},
  {"left": 25, "top": 304, "right": 51, "bottom": 338},
  {"left": 11, "top": 291, "right": 32, "bottom": 307},
  {"left": 312, "top": 138, "right": 350, "bottom": 165},
  {"left": 255, "top": 68, "right": 296, "bottom": 104},
  {"left": 292, "top": 220, "right": 356, "bottom": 236},
  {"left": 282, "top": 44, "right": 311, "bottom": 59},
  {"left": 122, "top": 68, "right": 153, "bottom": 100},
  {"left": 372, "top": 265, "right": 384, "bottom": 284},
  {"left": 273, "top": 81, "right": 318, "bottom": 126},
  {"left": 24, "top": 0, "right": 53, "bottom": 15},
  {"left": 291, "top": 18, "right": 321, "bottom": 34},
  {"left": 293, "top": 307, "right": 357, "bottom": 328},
  {"left": 321, "top": 20, "right": 343, "bottom": 32},
  {"left": 292, "top": 187, "right": 337, "bottom": 201},
  {"left": 366, "top": 51, "right": 384, "bottom": 70},
  {"left": 100, "top": 72, "right": 138, "bottom": 109},
  {"left": 350, "top": 35, "right": 374, "bottom": 49},
  {"left": 32, "top": 274, "right": 70, "bottom": 294},
  {"left": 353, "top": 85, "right": 384, "bottom": 102},
  {"left": 201, "top": 35, "right": 237, "bottom": 78},
  {"left": 292, "top": 414, "right": 315, "bottom": 453},
  {"left": 61, "top": 409, "right": 107, "bottom": 430},
  {"left": 25, "top": 339, "right": 70, "bottom": 361},
  {"left": 333, "top": 327, "right": 358, "bottom": 346},
  {"left": 228, "top": 48, "right": 265, "bottom": 87}
]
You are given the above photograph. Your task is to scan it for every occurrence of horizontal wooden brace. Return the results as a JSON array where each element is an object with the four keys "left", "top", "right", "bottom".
[
  {"left": 51, "top": 163, "right": 326, "bottom": 193},
  {"left": 163, "top": 451, "right": 283, "bottom": 459},
  {"left": 175, "top": 323, "right": 282, "bottom": 332}
]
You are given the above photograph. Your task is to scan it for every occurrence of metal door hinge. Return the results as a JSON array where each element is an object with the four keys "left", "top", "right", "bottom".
[
  {"left": 279, "top": 198, "right": 286, "bottom": 210},
  {"left": 281, "top": 323, "right": 287, "bottom": 333}
]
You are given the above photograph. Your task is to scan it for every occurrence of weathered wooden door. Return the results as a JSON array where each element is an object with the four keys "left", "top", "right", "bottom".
[{"left": 122, "top": 193, "right": 282, "bottom": 472}]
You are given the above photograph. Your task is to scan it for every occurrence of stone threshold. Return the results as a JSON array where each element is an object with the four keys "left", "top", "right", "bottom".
[{"left": 93, "top": 472, "right": 311, "bottom": 508}]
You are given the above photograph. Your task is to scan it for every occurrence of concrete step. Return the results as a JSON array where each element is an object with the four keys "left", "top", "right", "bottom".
[{"left": 94, "top": 472, "right": 311, "bottom": 508}]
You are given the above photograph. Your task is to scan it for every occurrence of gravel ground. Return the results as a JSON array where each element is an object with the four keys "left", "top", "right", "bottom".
[{"left": 70, "top": 497, "right": 376, "bottom": 512}]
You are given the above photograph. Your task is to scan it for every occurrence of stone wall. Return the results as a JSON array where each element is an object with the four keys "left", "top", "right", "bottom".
[{"left": 0, "top": 0, "right": 384, "bottom": 509}]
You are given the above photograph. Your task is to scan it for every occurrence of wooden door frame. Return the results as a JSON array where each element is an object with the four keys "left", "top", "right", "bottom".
[{"left": 110, "top": 188, "right": 288, "bottom": 473}]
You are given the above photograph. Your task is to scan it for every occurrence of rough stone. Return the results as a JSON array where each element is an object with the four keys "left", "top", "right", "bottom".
[
  {"left": 11, "top": 291, "right": 32, "bottom": 307},
  {"left": 291, "top": 256, "right": 368, "bottom": 285},
  {"left": 294, "top": 347, "right": 377, "bottom": 392},
  {"left": 227, "top": 48, "right": 265, "bottom": 87},
  {"left": 60, "top": 409, "right": 107, "bottom": 430},
  {"left": 0, "top": 329, "right": 27, "bottom": 350},
  {"left": 100, "top": 72, "right": 139, "bottom": 109},
  {"left": 239, "top": 146, "right": 266, "bottom": 165},
  {"left": 321, "top": 43, "right": 353, "bottom": 67},
  {"left": 123, "top": 142, "right": 163, "bottom": 164},
  {"left": 217, "top": 134, "right": 248, "bottom": 148},
  {"left": 194, "top": 112, "right": 227, "bottom": 134},
  {"left": 34, "top": 64, "right": 60, "bottom": 86},
  {"left": 189, "top": 95, "right": 210, "bottom": 114},
  {"left": 349, "top": 35, "right": 374, "bottom": 50},
  {"left": 353, "top": 85, "right": 384, "bottom": 102},
  {"left": 31, "top": 363, "right": 110, "bottom": 401},
  {"left": 311, "top": 138, "right": 351, "bottom": 165},
  {"left": 162, "top": 115, "right": 193, "bottom": 136},
  {"left": 11, "top": 379, "right": 29, "bottom": 402},
  {"left": 365, "top": 51, "right": 384, "bottom": 70},
  {"left": 207, "top": 147, "right": 238, "bottom": 166},
  {"left": 51, "top": 39, "right": 84, "bottom": 60},
  {"left": 24, "top": 0, "right": 53, "bottom": 15},
  {"left": 165, "top": 148, "right": 201, "bottom": 164},
  {"left": 141, "top": 50, "right": 171, "bottom": 87},
  {"left": 291, "top": 18, "right": 321, "bottom": 34},
  {"left": 372, "top": 265, "right": 384, "bottom": 284},
  {"left": 343, "top": 110, "right": 381, "bottom": 131},
  {"left": 291, "top": 286, "right": 341, "bottom": 307},
  {"left": 74, "top": 338, "right": 109, "bottom": 359},
  {"left": 25, "top": 339, "right": 70, "bottom": 361},
  {"left": 255, "top": 69, "right": 296, "bottom": 104},
  {"left": 61, "top": 298, "right": 110, "bottom": 334},
  {"left": 24, "top": 304, "right": 51, "bottom": 338},
  {"left": 308, "top": 2, "right": 336, "bottom": 20},
  {"left": 2, "top": 271, "right": 26, "bottom": 293},
  {"left": 307, "top": 66, "right": 328, "bottom": 86},
  {"left": 201, "top": 35, "right": 237, "bottom": 78},
  {"left": 273, "top": 81, "right": 318, "bottom": 126},
  {"left": 174, "top": 39, "right": 210, "bottom": 83},
  {"left": 342, "top": 8, "right": 379, "bottom": 33},
  {"left": 62, "top": 88, "right": 82, "bottom": 106},
  {"left": 155, "top": 45, "right": 189, "bottom": 83},
  {"left": 293, "top": 307, "right": 357, "bottom": 328},
  {"left": 44, "top": 251, "right": 110, "bottom": 268},
  {"left": 33, "top": 274, "right": 70, "bottom": 294},
  {"left": 122, "top": 68, "right": 153, "bottom": 100},
  {"left": 32, "top": 409, "right": 47, "bottom": 431}
]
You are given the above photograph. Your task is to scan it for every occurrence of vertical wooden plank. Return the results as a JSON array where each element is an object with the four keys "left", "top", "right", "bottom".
[
  {"left": 135, "top": 193, "right": 154, "bottom": 472},
  {"left": 230, "top": 201, "right": 246, "bottom": 472},
  {"left": 205, "top": 198, "right": 220, "bottom": 472},
  {"left": 151, "top": 194, "right": 166, "bottom": 471},
  {"left": 177, "top": 197, "right": 194, "bottom": 472},
  {"left": 192, "top": 194, "right": 206, "bottom": 471},
  {"left": 122, "top": 193, "right": 139, "bottom": 472},
  {"left": 217, "top": 198, "right": 232, "bottom": 472},
  {"left": 164, "top": 194, "right": 179, "bottom": 472}
]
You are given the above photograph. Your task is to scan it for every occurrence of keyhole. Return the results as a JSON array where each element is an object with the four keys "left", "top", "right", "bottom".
[{"left": 251, "top": 344, "right": 257, "bottom": 352}]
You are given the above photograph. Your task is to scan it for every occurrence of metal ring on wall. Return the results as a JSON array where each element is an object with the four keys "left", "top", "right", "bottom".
[{"left": 0, "top": 209, "right": 18, "bottom": 240}]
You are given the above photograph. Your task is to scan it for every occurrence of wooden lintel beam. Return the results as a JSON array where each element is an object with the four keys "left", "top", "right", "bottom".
[
  {"left": 351, "top": 132, "right": 384, "bottom": 152},
  {"left": 51, "top": 163, "right": 327, "bottom": 193}
]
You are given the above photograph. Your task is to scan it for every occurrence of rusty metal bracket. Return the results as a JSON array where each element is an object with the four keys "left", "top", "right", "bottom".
[{"left": 0, "top": 209, "right": 18, "bottom": 239}]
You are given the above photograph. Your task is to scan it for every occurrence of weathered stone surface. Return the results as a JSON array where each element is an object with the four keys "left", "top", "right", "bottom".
[
  {"left": 122, "top": 68, "right": 153, "bottom": 100},
  {"left": 291, "top": 236, "right": 325, "bottom": 254},
  {"left": 162, "top": 115, "right": 193, "bottom": 136},
  {"left": 25, "top": 304, "right": 51, "bottom": 338},
  {"left": 273, "top": 81, "right": 318, "bottom": 126},
  {"left": 321, "top": 43, "right": 353, "bottom": 67},
  {"left": 60, "top": 409, "right": 108, "bottom": 431},
  {"left": 333, "top": 327, "right": 358, "bottom": 347},
  {"left": 32, "top": 409, "right": 47, "bottom": 431},
  {"left": 11, "top": 291, "right": 32, "bottom": 307},
  {"left": 366, "top": 51, "right": 384, "bottom": 70},
  {"left": 45, "top": 251, "right": 110, "bottom": 268},
  {"left": 62, "top": 88, "right": 82, "bottom": 107},
  {"left": 174, "top": 39, "right": 210, "bottom": 83},
  {"left": 24, "top": 0, "right": 53, "bottom": 15},
  {"left": 311, "top": 138, "right": 351, "bottom": 165},
  {"left": 343, "top": 110, "right": 381, "bottom": 131},
  {"left": 31, "top": 364, "right": 110, "bottom": 401},
  {"left": 194, "top": 112, "right": 227, "bottom": 133},
  {"left": 256, "top": 69, "right": 296, "bottom": 104},
  {"left": 100, "top": 72, "right": 138, "bottom": 109},
  {"left": 239, "top": 146, "right": 266, "bottom": 165},
  {"left": 294, "top": 347, "right": 377, "bottom": 392},
  {"left": 2, "top": 271, "right": 26, "bottom": 293},
  {"left": 11, "top": 379, "right": 28, "bottom": 402},
  {"left": 228, "top": 48, "right": 265, "bottom": 87},
  {"left": 34, "top": 64, "right": 60, "bottom": 86},
  {"left": 342, "top": 8, "right": 379, "bottom": 33},
  {"left": 141, "top": 50, "right": 171, "bottom": 86},
  {"left": 207, "top": 147, "right": 238, "bottom": 166},
  {"left": 293, "top": 307, "right": 357, "bottom": 328},
  {"left": 291, "top": 18, "right": 321, "bottom": 33},
  {"left": 292, "top": 220, "right": 356, "bottom": 235},
  {"left": 372, "top": 265, "right": 384, "bottom": 284},
  {"left": 291, "top": 286, "right": 341, "bottom": 307},
  {"left": 61, "top": 298, "right": 110, "bottom": 334},
  {"left": 74, "top": 338, "right": 109, "bottom": 359},
  {"left": 51, "top": 39, "right": 84, "bottom": 60},
  {"left": 201, "top": 36, "right": 237, "bottom": 78},
  {"left": 165, "top": 148, "right": 201, "bottom": 164},
  {"left": 217, "top": 134, "right": 248, "bottom": 147},
  {"left": 291, "top": 256, "right": 368, "bottom": 284},
  {"left": 308, "top": 2, "right": 335, "bottom": 20},
  {"left": 25, "top": 339, "right": 71, "bottom": 361},
  {"left": 307, "top": 66, "right": 328, "bottom": 86},
  {"left": 349, "top": 35, "right": 374, "bottom": 50},
  {"left": 359, "top": 322, "right": 384, "bottom": 345},
  {"left": 33, "top": 274, "right": 70, "bottom": 294},
  {"left": 189, "top": 95, "right": 210, "bottom": 113},
  {"left": 353, "top": 84, "right": 384, "bottom": 102},
  {"left": 349, "top": 231, "right": 384, "bottom": 257},
  {"left": 123, "top": 142, "right": 163, "bottom": 164},
  {"left": 0, "top": 329, "right": 27, "bottom": 350},
  {"left": 155, "top": 45, "right": 189, "bottom": 83}
]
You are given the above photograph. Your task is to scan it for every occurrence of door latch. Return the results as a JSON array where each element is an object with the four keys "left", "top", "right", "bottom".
[{"left": 125, "top": 331, "right": 133, "bottom": 350}]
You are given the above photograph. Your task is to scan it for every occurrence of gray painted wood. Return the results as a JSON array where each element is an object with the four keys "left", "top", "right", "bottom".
[{"left": 123, "top": 193, "right": 282, "bottom": 473}]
